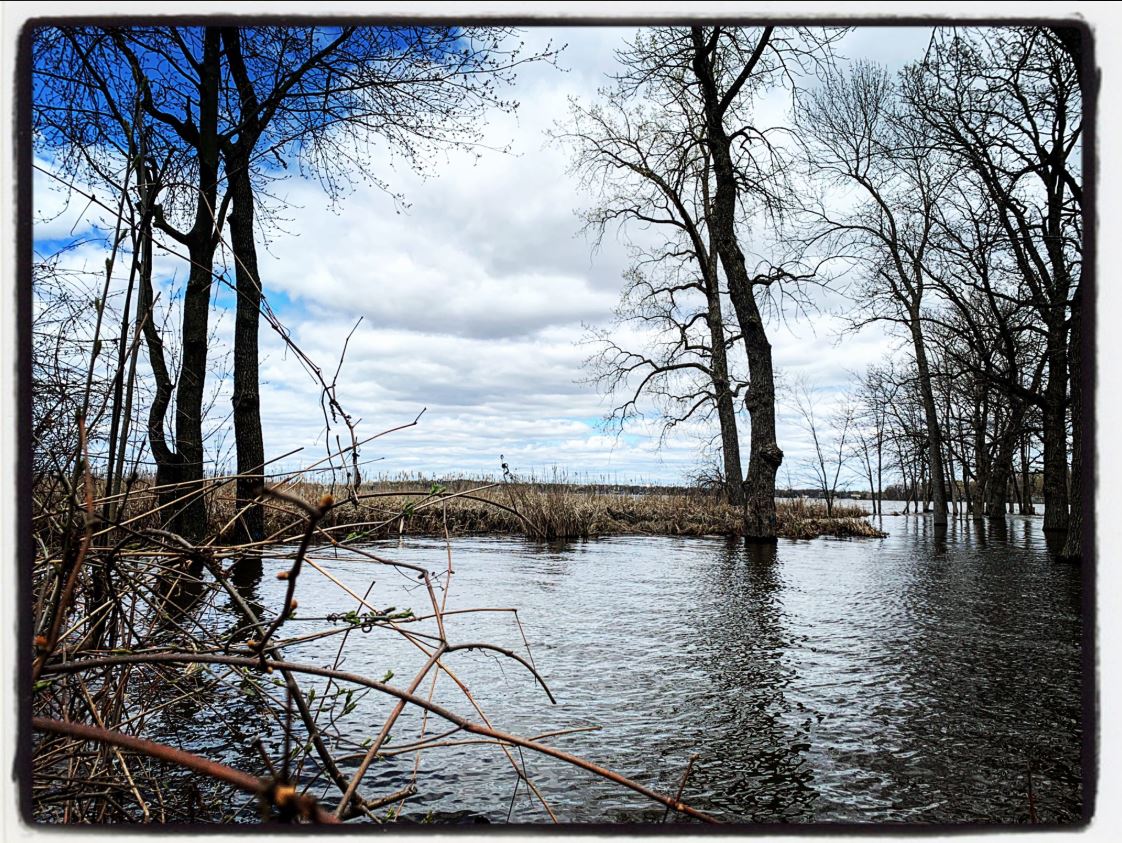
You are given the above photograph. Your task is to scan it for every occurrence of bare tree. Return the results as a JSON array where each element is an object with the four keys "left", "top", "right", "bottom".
[
  {"left": 581, "top": 25, "right": 844, "bottom": 540},
  {"left": 790, "top": 378, "right": 856, "bottom": 517},
  {"left": 853, "top": 365, "right": 896, "bottom": 516},
  {"left": 902, "top": 27, "right": 1082, "bottom": 538},
  {"left": 561, "top": 88, "right": 747, "bottom": 503},
  {"left": 796, "top": 60, "right": 953, "bottom": 528}
]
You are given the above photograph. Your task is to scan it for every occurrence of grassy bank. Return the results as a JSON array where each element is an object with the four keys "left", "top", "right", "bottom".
[
  {"left": 34, "top": 474, "right": 887, "bottom": 545},
  {"left": 225, "top": 478, "right": 887, "bottom": 542}
]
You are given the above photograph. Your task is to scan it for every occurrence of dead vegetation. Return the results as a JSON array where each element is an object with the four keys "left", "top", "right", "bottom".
[
  {"left": 30, "top": 443, "right": 736, "bottom": 825},
  {"left": 34, "top": 472, "right": 885, "bottom": 550}
]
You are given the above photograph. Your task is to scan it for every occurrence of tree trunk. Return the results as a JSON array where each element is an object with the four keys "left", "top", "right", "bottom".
[
  {"left": 909, "top": 317, "right": 947, "bottom": 526},
  {"left": 1020, "top": 435, "right": 1035, "bottom": 515},
  {"left": 225, "top": 155, "right": 267, "bottom": 543},
  {"left": 987, "top": 430, "right": 1014, "bottom": 518},
  {"left": 1041, "top": 315, "right": 1070, "bottom": 533},
  {"left": 691, "top": 28, "right": 781, "bottom": 542},
  {"left": 221, "top": 26, "right": 268, "bottom": 544},
  {"left": 136, "top": 200, "right": 180, "bottom": 509},
  {"left": 876, "top": 438, "right": 883, "bottom": 517},
  {"left": 168, "top": 30, "right": 223, "bottom": 541},
  {"left": 962, "top": 449, "right": 972, "bottom": 517},
  {"left": 971, "top": 398, "right": 989, "bottom": 518},
  {"left": 705, "top": 266, "right": 744, "bottom": 507},
  {"left": 946, "top": 443, "right": 958, "bottom": 517}
]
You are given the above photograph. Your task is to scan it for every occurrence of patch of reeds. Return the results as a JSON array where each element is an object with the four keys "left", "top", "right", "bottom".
[{"left": 32, "top": 471, "right": 886, "bottom": 551}]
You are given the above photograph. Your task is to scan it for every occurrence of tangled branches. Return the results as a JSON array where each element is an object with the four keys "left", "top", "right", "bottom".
[{"left": 28, "top": 438, "right": 718, "bottom": 825}]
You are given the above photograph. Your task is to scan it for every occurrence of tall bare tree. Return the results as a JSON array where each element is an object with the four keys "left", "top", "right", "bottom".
[
  {"left": 561, "top": 91, "right": 747, "bottom": 503},
  {"left": 579, "top": 26, "right": 843, "bottom": 541},
  {"left": 797, "top": 61, "right": 952, "bottom": 528}
]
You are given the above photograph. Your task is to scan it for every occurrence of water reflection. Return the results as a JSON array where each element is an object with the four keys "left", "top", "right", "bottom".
[
  {"left": 681, "top": 539, "right": 817, "bottom": 821},
  {"left": 225, "top": 551, "right": 266, "bottom": 642},
  {"left": 135, "top": 515, "right": 1083, "bottom": 825}
]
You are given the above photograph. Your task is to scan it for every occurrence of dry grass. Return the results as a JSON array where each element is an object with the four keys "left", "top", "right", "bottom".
[
  {"left": 246, "top": 479, "right": 884, "bottom": 542},
  {"left": 33, "top": 472, "right": 886, "bottom": 546}
]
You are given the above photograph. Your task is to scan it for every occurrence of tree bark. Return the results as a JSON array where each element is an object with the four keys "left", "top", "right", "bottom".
[
  {"left": 691, "top": 27, "right": 782, "bottom": 542},
  {"left": 987, "top": 424, "right": 1016, "bottom": 518},
  {"left": 706, "top": 287, "right": 745, "bottom": 506},
  {"left": 220, "top": 27, "right": 268, "bottom": 544},
  {"left": 1019, "top": 435, "right": 1035, "bottom": 515},
  {"left": 910, "top": 318, "right": 948, "bottom": 527},
  {"left": 1041, "top": 314, "right": 1070, "bottom": 533},
  {"left": 167, "top": 29, "right": 223, "bottom": 541},
  {"left": 224, "top": 159, "right": 267, "bottom": 543}
]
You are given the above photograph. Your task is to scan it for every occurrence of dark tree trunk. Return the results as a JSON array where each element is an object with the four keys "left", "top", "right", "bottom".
[
  {"left": 221, "top": 27, "right": 267, "bottom": 544},
  {"left": 1041, "top": 316, "right": 1070, "bottom": 533},
  {"left": 136, "top": 202, "right": 178, "bottom": 504},
  {"left": 1019, "top": 435, "right": 1035, "bottom": 515},
  {"left": 225, "top": 161, "right": 266, "bottom": 543},
  {"left": 987, "top": 427, "right": 1015, "bottom": 518},
  {"left": 876, "top": 438, "right": 883, "bottom": 517},
  {"left": 701, "top": 253, "right": 744, "bottom": 507},
  {"left": 691, "top": 27, "right": 781, "bottom": 542},
  {"left": 971, "top": 398, "right": 989, "bottom": 518},
  {"left": 172, "top": 253, "right": 216, "bottom": 538},
  {"left": 947, "top": 448, "right": 958, "bottom": 517},
  {"left": 910, "top": 318, "right": 947, "bottom": 527},
  {"left": 108, "top": 28, "right": 220, "bottom": 540},
  {"left": 709, "top": 314, "right": 745, "bottom": 507},
  {"left": 962, "top": 449, "right": 972, "bottom": 517},
  {"left": 167, "top": 30, "right": 223, "bottom": 541}
]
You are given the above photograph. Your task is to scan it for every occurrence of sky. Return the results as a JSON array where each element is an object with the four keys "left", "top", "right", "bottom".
[{"left": 32, "top": 25, "right": 940, "bottom": 489}]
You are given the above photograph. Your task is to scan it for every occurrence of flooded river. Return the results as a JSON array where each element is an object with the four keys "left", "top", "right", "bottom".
[{"left": 174, "top": 510, "right": 1085, "bottom": 824}]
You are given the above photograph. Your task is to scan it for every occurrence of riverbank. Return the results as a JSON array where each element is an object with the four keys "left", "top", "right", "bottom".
[
  {"left": 34, "top": 474, "right": 886, "bottom": 544},
  {"left": 234, "top": 479, "right": 887, "bottom": 542}
]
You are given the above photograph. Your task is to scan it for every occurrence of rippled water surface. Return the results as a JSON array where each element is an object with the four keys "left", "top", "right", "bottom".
[{"left": 194, "top": 511, "right": 1085, "bottom": 825}]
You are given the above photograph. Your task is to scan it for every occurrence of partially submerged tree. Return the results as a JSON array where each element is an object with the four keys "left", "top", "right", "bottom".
[
  {"left": 796, "top": 60, "right": 953, "bottom": 529},
  {"left": 902, "top": 27, "right": 1082, "bottom": 538},
  {"left": 567, "top": 25, "right": 843, "bottom": 540},
  {"left": 562, "top": 90, "right": 747, "bottom": 504}
]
